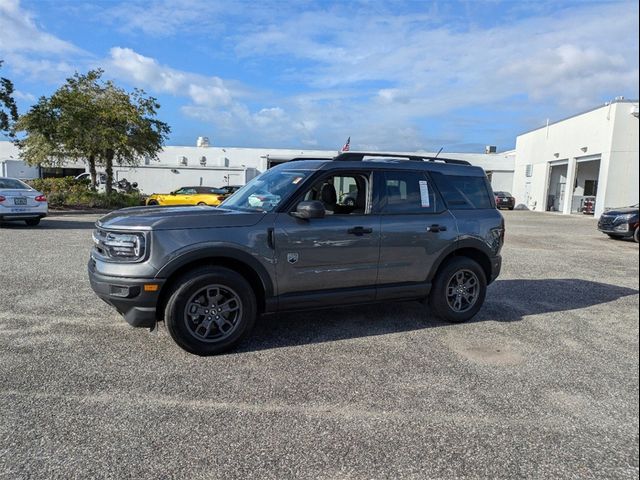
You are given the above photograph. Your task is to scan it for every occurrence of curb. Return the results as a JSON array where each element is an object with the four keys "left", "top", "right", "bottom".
[{"left": 48, "top": 209, "right": 112, "bottom": 216}]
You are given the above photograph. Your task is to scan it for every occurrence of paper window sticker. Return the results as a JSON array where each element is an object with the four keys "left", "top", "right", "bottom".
[{"left": 419, "top": 180, "right": 430, "bottom": 207}]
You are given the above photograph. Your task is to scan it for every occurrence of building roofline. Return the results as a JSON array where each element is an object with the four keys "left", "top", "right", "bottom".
[{"left": 518, "top": 98, "right": 639, "bottom": 137}]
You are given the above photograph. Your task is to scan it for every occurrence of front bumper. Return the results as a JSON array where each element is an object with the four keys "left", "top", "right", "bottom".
[
  {"left": 489, "top": 255, "right": 502, "bottom": 284},
  {"left": 88, "top": 259, "right": 165, "bottom": 328},
  {"left": 597, "top": 220, "right": 634, "bottom": 237}
]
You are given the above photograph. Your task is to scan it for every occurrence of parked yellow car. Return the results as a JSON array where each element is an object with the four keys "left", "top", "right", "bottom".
[{"left": 146, "top": 186, "right": 227, "bottom": 206}]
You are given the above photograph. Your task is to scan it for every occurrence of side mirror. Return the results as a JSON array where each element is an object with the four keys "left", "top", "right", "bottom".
[
  {"left": 291, "top": 200, "right": 325, "bottom": 220},
  {"left": 170, "top": 191, "right": 176, "bottom": 195}
]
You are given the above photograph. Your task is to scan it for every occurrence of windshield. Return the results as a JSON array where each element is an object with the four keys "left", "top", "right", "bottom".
[
  {"left": 0, "top": 178, "right": 31, "bottom": 190},
  {"left": 220, "top": 168, "right": 312, "bottom": 212}
]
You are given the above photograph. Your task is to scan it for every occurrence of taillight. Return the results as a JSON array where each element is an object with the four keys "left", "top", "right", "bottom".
[
  {"left": 0, "top": 195, "right": 5, "bottom": 202},
  {"left": 217, "top": 196, "right": 224, "bottom": 202},
  {"left": 35, "top": 195, "right": 47, "bottom": 202}
]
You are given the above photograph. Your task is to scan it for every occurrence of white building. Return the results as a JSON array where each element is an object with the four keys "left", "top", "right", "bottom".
[
  {"left": 511, "top": 99, "right": 639, "bottom": 217},
  {"left": 1, "top": 139, "right": 514, "bottom": 195}
]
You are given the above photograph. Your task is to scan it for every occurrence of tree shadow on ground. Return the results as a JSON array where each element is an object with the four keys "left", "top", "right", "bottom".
[{"left": 237, "top": 279, "right": 638, "bottom": 353}]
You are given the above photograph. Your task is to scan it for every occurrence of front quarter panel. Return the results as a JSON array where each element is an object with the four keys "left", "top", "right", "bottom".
[{"left": 151, "top": 214, "right": 277, "bottom": 292}]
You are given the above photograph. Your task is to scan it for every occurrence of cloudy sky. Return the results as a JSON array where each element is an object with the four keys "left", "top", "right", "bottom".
[{"left": 0, "top": 0, "right": 638, "bottom": 152}]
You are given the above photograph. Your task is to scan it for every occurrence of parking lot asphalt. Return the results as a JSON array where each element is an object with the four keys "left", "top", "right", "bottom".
[{"left": 0, "top": 211, "right": 638, "bottom": 479}]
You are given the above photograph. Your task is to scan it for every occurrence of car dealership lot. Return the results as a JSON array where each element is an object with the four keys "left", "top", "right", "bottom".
[{"left": 0, "top": 212, "right": 638, "bottom": 479}]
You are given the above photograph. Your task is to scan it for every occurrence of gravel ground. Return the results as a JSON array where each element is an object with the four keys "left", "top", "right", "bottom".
[{"left": 0, "top": 211, "right": 638, "bottom": 479}]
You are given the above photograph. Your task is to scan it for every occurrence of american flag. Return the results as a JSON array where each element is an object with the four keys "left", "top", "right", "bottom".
[{"left": 341, "top": 137, "right": 351, "bottom": 152}]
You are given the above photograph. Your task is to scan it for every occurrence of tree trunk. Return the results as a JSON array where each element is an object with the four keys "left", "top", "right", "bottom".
[
  {"left": 104, "top": 149, "right": 114, "bottom": 195},
  {"left": 88, "top": 155, "right": 97, "bottom": 190}
]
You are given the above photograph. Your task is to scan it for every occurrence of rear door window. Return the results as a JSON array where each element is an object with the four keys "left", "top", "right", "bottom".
[
  {"left": 379, "top": 171, "right": 442, "bottom": 214},
  {"left": 430, "top": 172, "right": 493, "bottom": 209}
]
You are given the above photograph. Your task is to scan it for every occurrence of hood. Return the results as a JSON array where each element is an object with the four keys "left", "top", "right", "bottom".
[
  {"left": 97, "top": 206, "right": 267, "bottom": 231},
  {"left": 603, "top": 205, "right": 639, "bottom": 216}
]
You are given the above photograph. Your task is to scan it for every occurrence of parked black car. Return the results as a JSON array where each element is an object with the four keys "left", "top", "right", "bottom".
[
  {"left": 218, "top": 185, "right": 243, "bottom": 199},
  {"left": 89, "top": 151, "right": 504, "bottom": 355},
  {"left": 494, "top": 191, "right": 515, "bottom": 210},
  {"left": 598, "top": 205, "right": 639, "bottom": 243}
]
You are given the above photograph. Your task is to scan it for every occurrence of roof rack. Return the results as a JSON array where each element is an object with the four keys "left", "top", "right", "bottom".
[{"left": 333, "top": 151, "right": 471, "bottom": 165}]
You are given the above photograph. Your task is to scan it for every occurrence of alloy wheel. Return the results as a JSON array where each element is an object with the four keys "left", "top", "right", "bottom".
[
  {"left": 446, "top": 269, "right": 480, "bottom": 313},
  {"left": 183, "top": 284, "right": 243, "bottom": 342}
]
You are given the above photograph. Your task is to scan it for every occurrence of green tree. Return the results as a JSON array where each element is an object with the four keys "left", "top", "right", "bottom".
[
  {"left": 0, "top": 60, "right": 19, "bottom": 138},
  {"left": 93, "top": 80, "right": 171, "bottom": 193},
  {"left": 16, "top": 69, "right": 170, "bottom": 193}
]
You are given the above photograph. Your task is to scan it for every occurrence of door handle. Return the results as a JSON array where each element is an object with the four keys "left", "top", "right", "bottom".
[
  {"left": 426, "top": 224, "right": 447, "bottom": 233},
  {"left": 347, "top": 226, "right": 373, "bottom": 235}
]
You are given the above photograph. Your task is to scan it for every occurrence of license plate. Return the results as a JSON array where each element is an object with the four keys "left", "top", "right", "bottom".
[
  {"left": 14, "top": 197, "right": 27, "bottom": 205},
  {"left": 501, "top": 199, "right": 509, "bottom": 203}
]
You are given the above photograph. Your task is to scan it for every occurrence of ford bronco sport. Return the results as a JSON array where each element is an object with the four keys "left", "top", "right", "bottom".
[{"left": 89, "top": 152, "right": 504, "bottom": 355}]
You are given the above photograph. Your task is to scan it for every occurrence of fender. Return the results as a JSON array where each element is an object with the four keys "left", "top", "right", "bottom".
[
  {"left": 155, "top": 243, "right": 275, "bottom": 298},
  {"left": 426, "top": 236, "right": 494, "bottom": 283}
]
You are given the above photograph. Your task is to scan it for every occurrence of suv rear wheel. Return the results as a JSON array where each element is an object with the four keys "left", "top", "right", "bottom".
[
  {"left": 165, "top": 267, "right": 257, "bottom": 355},
  {"left": 429, "top": 257, "right": 487, "bottom": 323}
]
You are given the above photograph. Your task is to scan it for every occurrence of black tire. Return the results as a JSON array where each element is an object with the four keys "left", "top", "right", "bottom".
[
  {"left": 634, "top": 227, "right": 639, "bottom": 244},
  {"left": 508, "top": 206, "right": 514, "bottom": 210},
  {"left": 25, "top": 218, "right": 40, "bottom": 226},
  {"left": 197, "top": 202, "right": 208, "bottom": 206},
  {"left": 164, "top": 267, "right": 257, "bottom": 355},
  {"left": 607, "top": 234, "right": 624, "bottom": 240},
  {"left": 147, "top": 200, "right": 159, "bottom": 206},
  {"left": 429, "top": 257, "right": 487, "bottom": 323}
]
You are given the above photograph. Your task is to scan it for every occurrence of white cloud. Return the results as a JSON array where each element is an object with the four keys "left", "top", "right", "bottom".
[
  {"left": 0, "top": 0, "right": 89, "bottom": 83},
  {"left": 107, "top": 47, "right": 312, "bottom": 145},
  {"left": 108, "top": 47, "right": 233, "bottom": 108},
  {"left": 101, "top": 0, "right": 231, "bottom": 37},
  {"left": 234, "top": 2, "right": 639, "bottom": 113},
  {"left": 0, "top": 0, "right": 80, "bottom": 54},
  {"left": 13, "top": 89, "right": 35, "bottom": 102}
]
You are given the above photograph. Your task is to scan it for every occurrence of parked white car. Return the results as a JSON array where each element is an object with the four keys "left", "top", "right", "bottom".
[{"left": 0, "top": 177, "right": 48, "bottom": 226}]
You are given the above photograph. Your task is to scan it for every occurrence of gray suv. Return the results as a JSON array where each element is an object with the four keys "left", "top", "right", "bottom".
[{"left": 89, "top": 152, "right": 504, "bottom": 355}]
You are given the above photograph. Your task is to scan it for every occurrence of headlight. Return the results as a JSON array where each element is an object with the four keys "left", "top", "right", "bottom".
[
  {"left": 615, "top": 213, "right": 635, "bottom": 223},
  {"left": 93, "top": 229, "right": 147, "bottom": 262}
]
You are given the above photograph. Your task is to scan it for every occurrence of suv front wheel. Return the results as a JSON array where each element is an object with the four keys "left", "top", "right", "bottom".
[
  {"left": 429, "top": 257, "right": 487, "bottom": 323},
  {"left": 165, "top": 267, "right": 257, "bottom": 355}
]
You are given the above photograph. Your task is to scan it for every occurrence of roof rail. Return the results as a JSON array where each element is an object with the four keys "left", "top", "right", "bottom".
[
  {"left": 333, "top": 151, "right": 471, "bottom": 165},
  {"left": 287, "top": 156, "right": 334, "bottom": 162}
]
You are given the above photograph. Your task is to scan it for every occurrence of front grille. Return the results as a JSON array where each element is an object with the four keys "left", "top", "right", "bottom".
[{"left": 599, "top": 215, "right": 616, "bottom": 228}]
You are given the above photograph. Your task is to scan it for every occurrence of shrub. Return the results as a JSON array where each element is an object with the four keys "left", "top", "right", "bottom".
[{"left": 26, "top": 176, "right": 143, "bottom": 210}]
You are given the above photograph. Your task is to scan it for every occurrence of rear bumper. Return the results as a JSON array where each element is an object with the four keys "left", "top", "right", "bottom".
[
  {"left": 496, "top": 201, "right": 515, "bottom": 209},
  {"left": 88, "top": 260, "right": 165, "bottom": 328},
  {"left": 0, "top": 211, "right": 48, "bottom": 220}
]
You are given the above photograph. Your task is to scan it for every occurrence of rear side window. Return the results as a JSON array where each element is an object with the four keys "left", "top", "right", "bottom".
[
  {"left": 380, "top": 171, "right": 441, "bottom": 214},
  {"left": 0, "top": 178, "right": 30, "bottom": 189},
  {"left": 430, "top": 172, "right": 493, "bottom": 209}
]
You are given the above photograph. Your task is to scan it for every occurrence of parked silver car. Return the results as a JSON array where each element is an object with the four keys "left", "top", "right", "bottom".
[{"left": 0, "top": 177, "right": 48, "bottom": 226}]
